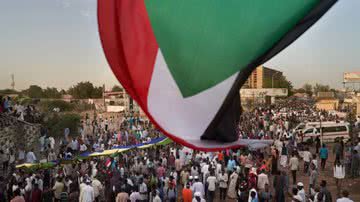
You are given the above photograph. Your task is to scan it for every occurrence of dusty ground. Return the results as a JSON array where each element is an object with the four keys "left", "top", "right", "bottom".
[
  {"left": 292, "top": 144, "right": 360, "bottom": 202},
  {"left": 177, "top": 144, "right": 360, "bottom": 202}
]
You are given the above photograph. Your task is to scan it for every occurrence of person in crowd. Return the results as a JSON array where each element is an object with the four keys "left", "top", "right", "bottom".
[
  {"left": 257, "top": 169, "right": 269, "bottom": 192},
  {"left": 259, "top": 183, "right": 272, "bottom": 202},
  {"left": 182, "top": 183, "right": 193, "bottom": 202},
  {"left": 280, "top": 142, "right": 288, "bottom": 168},
  {"left": 336, "top": 190, "right": 354, "bottom": 202},
  {"left": 25, "top": 149, "right": 37, "bottom": 164},
  {"left": 309, "top": 162, "right": 318, "bottom": 195},
  {"left": 116, "top": 188, "right": 129, "bottom": 202},
  {"left": 218, "top": 168, "right": 228, "bottom": 200},
  {"left": 248, "top": 188, "right": 259, "bottom": 202},
  {"left": 297, "top": 182, "right": 306, "bottom": 202},
  {"left": 206, "top": 170, "right": 217, "bottom": 202},
  {"left": 273, "top": 170, "right": 287, "bottom": 202},
  {"left": 289, "top": 152, "right": 299, "bottom": 185},
  {"left": 10, "top": 189, "right": 25, "bottom": 202},
  {"left": 153, "top": 190, "right": 162, "bottom": 202},
  {"left": 227, "top": 169, "right": 239, "bottom": 199},
  {"left": 192, "top": 192, "right": 205, "bottom": 202},
  {"left": 191, "top": 176, "right": 205, "bottom": 199},
  {"left": 91, "top": 175, "right": 103, "bottom": 202},
  {"left": 79, "top": 178, "right": 95, "bottom": 202},
  {"left": 334, "top": 159, "right": 345, "bottom": 197},
  {"left": 303, "top": 147, "right": 312, "bottom": 174},
  {"left": 350, "top": 150, "right": 359, "bottom": 178},
  {"left": 319, "top": 144, "right": 328, "bottom": 170},
  {"left": 53, "top": 177, "right": 65, "bottom": 202},
  {"left": 315, "top": 136, "right": 321, "bottom": 154},
  {"left": 30, "top": 183, "right": 42, "bottom": 202},
  {"left": 320, "top": 180, "right": 332, "bottom": 202}
]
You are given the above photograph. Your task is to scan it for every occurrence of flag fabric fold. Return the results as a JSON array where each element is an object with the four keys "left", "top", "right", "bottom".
[{"left": 98, "top": 0, "right": 337, "bottom": 151}]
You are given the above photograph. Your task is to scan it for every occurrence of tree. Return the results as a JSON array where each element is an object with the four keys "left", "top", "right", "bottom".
[
  {"left": 23, "top": 85, "right": 44, "bottom": 98},
  {"left": 275, "top": 75, "right": 294, "bottom": 96},
  {"left": 43, "top": 87, "right": 62, "bottom": 98},
  {"left": 68, "top": 82, "right": 103, "bottom": 99},
  {"left": 313, "top": 83, "right": 330, "bottom": 94},
  {"left": 60, "top": 89, "right": 67, "bottom": 95},
  {"left": 0, "top": 89, "right": 19, "bottom": 95},
  {"left": 112, "top": 85, "right": 123, "bottom": 92},
  {"left": 302, "top": 83, "right": 313, "bottom": 96},
  {"left": 295, "top": 88, "right": 306, "bottom": 94},
  {"left": 44, "top": 113, "right": 81, "bottom": 138}
]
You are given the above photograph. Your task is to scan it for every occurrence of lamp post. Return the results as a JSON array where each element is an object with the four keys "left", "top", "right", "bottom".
[{"left": 271, "top": 72, "right": 281, "bottom": 88}]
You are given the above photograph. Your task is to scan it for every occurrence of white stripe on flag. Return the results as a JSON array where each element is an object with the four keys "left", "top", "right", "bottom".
[{"left": 147, "top": 49, "right": 238, "bottom": 144}]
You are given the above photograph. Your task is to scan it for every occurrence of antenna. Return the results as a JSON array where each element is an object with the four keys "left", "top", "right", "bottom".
[{"left": 11, "top": 74, "right": 15, "bottom": 90}]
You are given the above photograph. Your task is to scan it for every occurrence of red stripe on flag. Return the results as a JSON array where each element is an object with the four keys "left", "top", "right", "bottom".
[{"left": 97, "top": 0, "right": 158, "bottom": 108}]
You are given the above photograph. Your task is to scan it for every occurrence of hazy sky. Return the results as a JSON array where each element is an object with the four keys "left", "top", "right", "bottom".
[{"left": 0, "top": 0, "right": 359, "bottom": 90}]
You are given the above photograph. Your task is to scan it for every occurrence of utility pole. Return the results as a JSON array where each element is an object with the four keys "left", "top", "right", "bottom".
[
  {"left": 11, "top": 74, "right": 15, "bottom": 90},
  {"left": 103, "top": 84, "right": 106, "bottom": 112},
  {"left": 320, "top": 116, "right": 323, "bottom": 143}
]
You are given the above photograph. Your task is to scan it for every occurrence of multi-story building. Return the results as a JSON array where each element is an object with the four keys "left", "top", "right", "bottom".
[{"left": 243, "top": 65, "right": 283, "bottom": 89}]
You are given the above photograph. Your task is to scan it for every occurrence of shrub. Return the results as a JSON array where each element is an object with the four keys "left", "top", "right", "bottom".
[
  {"left": 39, "top": 100, "right": 74, "bottom": 112},
  {"left": 44, "top": 113, "right": 81, "bottom": 138}
]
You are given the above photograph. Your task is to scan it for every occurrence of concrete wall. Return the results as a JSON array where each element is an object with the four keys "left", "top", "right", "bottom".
[{"left": 0, "top": 114, "right": 41, "bottom": 151}]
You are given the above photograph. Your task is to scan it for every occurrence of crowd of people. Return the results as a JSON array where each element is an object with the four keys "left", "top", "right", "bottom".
[
  {"left": 0, "top": 96, "right": 40, "bottom": 123},
  {"left": 0, "top": 97, "right": 359, "bottom": 202}
]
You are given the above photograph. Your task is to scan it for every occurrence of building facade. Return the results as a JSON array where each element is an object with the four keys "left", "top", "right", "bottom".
[{"left": 243, "top": 65, "right": 283, "bottom": 89}]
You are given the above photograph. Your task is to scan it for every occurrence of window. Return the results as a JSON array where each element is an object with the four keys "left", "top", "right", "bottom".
[
  {"left": 304, "top": 129, "right": 314, "bottom": 134},
  {"left": 322, "top": 126, "right": 347, "bottom": 133}
]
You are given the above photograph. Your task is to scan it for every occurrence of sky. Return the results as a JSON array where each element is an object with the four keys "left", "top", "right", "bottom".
[{"left": 0, "top": 0, "right": 359, "bottom": 91}]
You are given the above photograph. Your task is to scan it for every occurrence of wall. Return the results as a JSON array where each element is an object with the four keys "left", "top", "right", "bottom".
[
  {"left": 315, "top": 99, "right": 339, "bottom": 111},
  {"left": 0, "top": 114, "right": 41, "bottom": 151}
]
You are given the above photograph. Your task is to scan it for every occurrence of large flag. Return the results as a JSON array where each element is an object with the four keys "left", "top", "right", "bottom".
[{"left": 98, "top": 0, "right": 336, "bottom": 151}]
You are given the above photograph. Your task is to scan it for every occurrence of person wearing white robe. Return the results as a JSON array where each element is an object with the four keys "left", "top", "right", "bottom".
[
  {"left": 79, "top": 180, "right": 95, "bottom": 202},
  {"left": 227, "top": 170, "right": 238, "bottom": 199}
]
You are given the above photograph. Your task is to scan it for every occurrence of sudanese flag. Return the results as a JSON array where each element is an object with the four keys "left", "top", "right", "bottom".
[{"left": 98, "top": 0, "right": 336, "bottom": 151}]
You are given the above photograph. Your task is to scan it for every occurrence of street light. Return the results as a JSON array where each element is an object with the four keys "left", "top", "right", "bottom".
[{"left": 271, "top": 72, "right": 282, "bottom": 88}]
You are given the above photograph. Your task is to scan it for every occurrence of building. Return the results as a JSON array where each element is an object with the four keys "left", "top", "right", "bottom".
[
  {"left": 315, "top": 92, "right": 339, "bottom": 111},
  {"left": 103, "top": 90, "right": 140, "bottom": 113},
  {"left": 344, "top": 95, "right": 360, "bottom": 116},
  {"left": 243, "top": 65, "right": 283, "bottom": 89},
  {"left": 240, "top": 88, "right": 288, "bottom": 110}
]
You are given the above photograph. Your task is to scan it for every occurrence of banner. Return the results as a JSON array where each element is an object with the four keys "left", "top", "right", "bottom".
[{"left": 344, "top": 72, "right": 360, "bottom": 83}]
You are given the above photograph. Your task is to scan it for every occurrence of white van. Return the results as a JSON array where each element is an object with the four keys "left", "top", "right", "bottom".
[
  {"left": 302, "top": 123, "right": 350, "bottom": 142},
  {"left": 294, "top": 121, "right": 337, "bottom": 133}
]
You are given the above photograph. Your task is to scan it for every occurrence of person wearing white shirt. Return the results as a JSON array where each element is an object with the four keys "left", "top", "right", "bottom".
[
  {"left": 257, "top": 170, "right": 269, "bottom": 191},
  {"left": 297, "top": 182, "right": 306, "bottom": 202},
  {"left": 191, "top": 177, "right": 205, "bottom": 198},
  {"left": 92, "top": 177, "right": 103, "bottom": 201},
  {"left": 192, "top": 192, "right": 206, "bottom": 202},
  {"left": 80, "top": 143, "right": 88, "bottom": 152},
  {"left": 79, "top": 180, "right": 95, "bottom": 202},
  {"left": 48, "top": 136, "right": 55, "bottom": 150},
  {"left": 334, "top": 160, "right": 345, "bottom": 197},
  {"left": 336, "top": 190, "right": 354, "bottom": 202},
  {"left": 130, "top": 190, "right": 141, "bottom": 202},
  {"left": 26, "top": 150, "right": 37, "bottom": 163},
  {"left": 303, "top": 148, "right": 312, "bottom": 174},
  {"left": 206, "top": 171, "right": 217, "bottom": 202},
  {"left": 201, "top": 163, "right": 209, "bottom": 184},
  {"left": 218, "top": 169, "right": 228, "bottom": 200}
]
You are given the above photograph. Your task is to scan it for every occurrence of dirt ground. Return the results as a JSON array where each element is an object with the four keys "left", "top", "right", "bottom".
[
  {"left": 178, "top": 144, "right": 360, "bottom": 202},
  {"left": 291, "top": 144, "right": 360, "bottom": 202}
]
